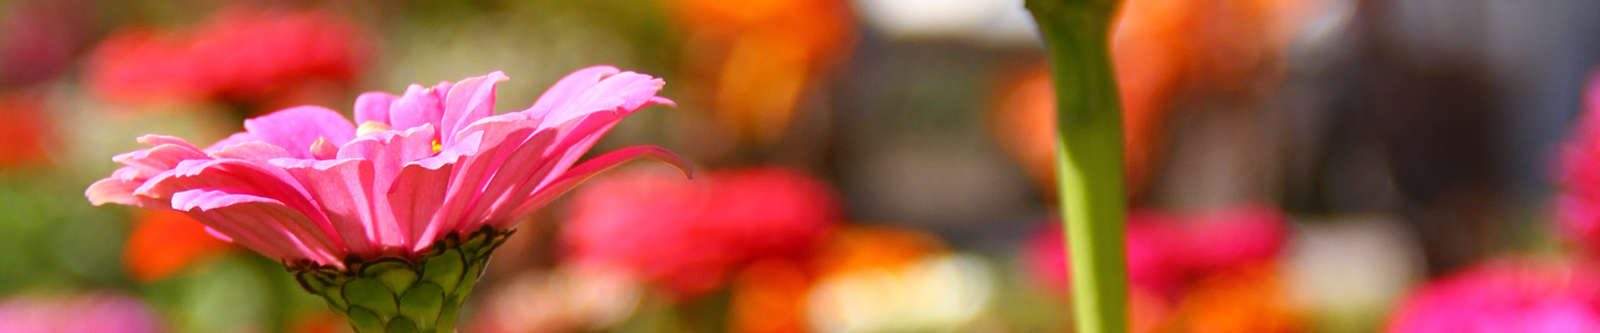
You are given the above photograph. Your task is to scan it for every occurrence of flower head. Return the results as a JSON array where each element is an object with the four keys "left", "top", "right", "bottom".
[
  {"left": 562, "top": 166, "right": 839, "bottom": 298},
  {"left": 87, "top": 7, "right": 368, "bottom": 105},
  {"left": 1387, "top": 259, "right": 1600, "bottom": 333},
  {"left": 87, "top": 67, "right": 684, "bottom": 269}
]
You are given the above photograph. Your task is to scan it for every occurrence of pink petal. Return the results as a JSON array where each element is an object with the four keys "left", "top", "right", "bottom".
[
  {"left": 136, "top": 159, "right": 345, "bottom": 255},
  {"left": 503, "top": 145, "right": 689, "bottom": 226},
  {"left": 86, "top": 175, "right": 141, "bottom": 206},
  {"left": 388, "top": 84, "right": 446, "bottom": 135},
  {"left": 243, "top": 106, "right": 356, "bottom": 159},
  {"left": 275, "top": 158, "right": 386, "bottom": 256},
  {"left": 533, "top": 69, "right": 667, "bottom": 128},
  {"left": 439, "top": 71, "right": 508, "bottom": 145},
  {"left": 353, "top": 92, "right": 398, "bottom": 125},
  {"left": 170, "top": 189, "right": 342, "bottom": 266},
  {"left": 525, "top": 66, "right": 619, "bottom": 118},
  {"left": 208, "top": 141, "right": 291, "bottom": 161},
  {"left": 477, "top": 112, "right": 622, "bottom": 224},
  {"left": 392, "top": 158, "right": 459, "bottom": 252}
]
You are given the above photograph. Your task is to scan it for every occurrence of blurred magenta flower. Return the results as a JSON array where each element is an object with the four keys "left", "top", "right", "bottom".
[
  {"left": 87, "top": 7, "right": 367, "bottom": 106},
  {"left": 87, "top": 66, "right": 681, "bottom": 266},
  {"left": 0, "top": 293, "right": 162, "bottom": 333},
  {"left": 563, "top": 167, "right": 839, "bottom": 299},
  {"left": 1024, "top": 205, "right": 1289, "bottom": 296},
  {"left": 1558, "top": 72, "right": 1600, "bottom": 256},
  {"left": 1388, "top": 259, "right": 1600, "bottom": 333}
]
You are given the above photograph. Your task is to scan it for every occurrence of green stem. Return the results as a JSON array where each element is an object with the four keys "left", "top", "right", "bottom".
[{"left": 1025, "top": 1, "right": 1128, "bottom": 332}]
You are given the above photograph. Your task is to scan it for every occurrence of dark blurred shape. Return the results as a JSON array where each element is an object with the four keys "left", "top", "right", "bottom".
[
  {"left": 87, "top": 6, "right": 368, "bottom": 109},
  {"left": 562, "top": 166, "right": 840, "bottom": 299},
  {"left": 1387, "top": 258, "right": 1600, "bottom": 332},
  {"left": 1284, "top": 0, "right": 1508, "bottom": 275},
  {"left": 0, "top": 293, "right": 163, "bottom": 333}
]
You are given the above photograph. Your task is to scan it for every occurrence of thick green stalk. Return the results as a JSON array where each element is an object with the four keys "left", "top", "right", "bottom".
[
  {"left": 293, "top": 228, "right": 512, "bottom": 333},
  {"left": 1025, "top": 1, "right": 1128, "bottom": 332}
]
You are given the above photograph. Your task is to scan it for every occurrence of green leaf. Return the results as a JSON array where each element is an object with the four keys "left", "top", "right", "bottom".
[{"left": 386, "top": 317, "right": 420, "bottom": 333}]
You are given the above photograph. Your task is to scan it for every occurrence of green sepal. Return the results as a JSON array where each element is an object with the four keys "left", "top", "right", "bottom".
[{"left": 291, "top": 227, "right": 512, "bottom": 333}]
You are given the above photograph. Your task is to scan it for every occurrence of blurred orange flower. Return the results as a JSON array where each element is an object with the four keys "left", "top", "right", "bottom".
[
  {"left": 1169, "top": 265, "right": 1305, "bottom": 333},
  {"left": 123, "top": 209, "right": 231, "bottom": 282},
  {"left": 730, "top": 259, "right": 812, "bottom": 333},
  {"left": 991, "top": 0, "right": 1317, "bottom": 197},
  {"left": 664, "top": 0, "right": 854, "bottom": 143}
]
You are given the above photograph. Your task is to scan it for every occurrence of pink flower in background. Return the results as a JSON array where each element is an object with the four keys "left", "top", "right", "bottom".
[
  {"left": 86, "top": 67, "right": 683, "bottom": 267},
  {"left": 0, "top": 293, "right": 162, "bottom": 333},
  {"left": 1025, "top": 211, "right": 1185, "bottom": 296},
  {"left": 1558, "top": 71, "right": 1600, "bottom": 256},
  {"left": 87, "top": 7, "right": 367, "bottom": 105},
  {"left": 1174, "top": 204, "right": 1288, "bottom": 272},
  {"left": 563, "top": 167, "right": 840, "bottom": 299},
  {"left": 1024, "top": 205, "right": 1290, "bottom": 296},
  {"left": 1387, "top": 259, "right": 1600, "bottom": 333}
]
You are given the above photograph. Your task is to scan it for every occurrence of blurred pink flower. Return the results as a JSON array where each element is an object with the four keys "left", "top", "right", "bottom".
[
  {"left": 86, "top": 67, "right": 683, "bottom": 268},
  {"left": 87, "top": 7, "right": 367, "bottom": 106},
  {"left": 562, "top": 167, "right": 840, "bottom": 299},
  {"left": 1023, "top": 205, "right": 1289, "bottom": 296},
  {"left": 0, "top": 293, "right": 162, "bottom": 333},
  {"left": 0, "top": 0, "right": 91, "bottom": 88},
  {"left": 1387, "top": 259, "right": 1600, "bottom": 333},
  {"left": 1558, "top": 72, "right": 1600, "bottom": 256}
]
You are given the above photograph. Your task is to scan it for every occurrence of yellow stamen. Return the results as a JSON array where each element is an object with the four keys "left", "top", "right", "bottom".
[
  {"left": 432, "top": 140, "right": 443, "bottom": 153},
  {"left": 356, "top": 121, "right": 391, "bottom": 137}
]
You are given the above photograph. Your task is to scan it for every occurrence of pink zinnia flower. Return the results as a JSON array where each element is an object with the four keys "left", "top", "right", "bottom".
[
  {"left": 1388, "top": 259, "right": 1600, "bottom": 333},
  {"left": 562, "top": 167, "right": 839, "bottom": 298},
  {"left": 87, "top": 7, "right": 367, "bottom": 105},
  {"left": 87, "top": 66, "right": 682, "bottom": 266},
  {"left": 86, "top": 67, "right": 682, "bottom": 332}
]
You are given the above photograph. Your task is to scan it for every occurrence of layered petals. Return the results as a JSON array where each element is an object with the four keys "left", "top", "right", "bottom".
[{"left": 86, "top": 68, "right": 683, "bottom": 267}]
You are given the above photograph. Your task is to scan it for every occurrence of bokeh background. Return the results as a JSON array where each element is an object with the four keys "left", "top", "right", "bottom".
[{"left": 5, "top": 0, "right": 1600, "bottom": 332}]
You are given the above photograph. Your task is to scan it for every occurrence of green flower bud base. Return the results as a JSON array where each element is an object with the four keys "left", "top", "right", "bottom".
[{"left": 292, "top": 228, "right": 512, "bottom": 333}]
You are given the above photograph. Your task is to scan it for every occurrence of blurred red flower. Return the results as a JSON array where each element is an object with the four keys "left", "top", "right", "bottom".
[
  {"left": 1387, "top": 259, "right": 1600, "bottom": 333},
  {"left": 123, "top": 209, "right": 231, "bottom": 282},
  {"left": 562, "top": 167, "right": 840, "bottom": 299},
  {"left": 0, "top": 92, "right": 52, "bottom": 168},
  {"left": 87, "top": 7, "right": 367, "bottom": 107},
  {"left": 1558, "top": 71, "right": 1600, "bottom": 257}
]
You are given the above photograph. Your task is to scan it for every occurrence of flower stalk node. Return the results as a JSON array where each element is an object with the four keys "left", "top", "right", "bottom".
[{"left": 292, "top": 227, "right": 513, "bottom": 333}]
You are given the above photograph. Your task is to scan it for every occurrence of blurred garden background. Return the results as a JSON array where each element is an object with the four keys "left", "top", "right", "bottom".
[{"left": 6, "top": 0, "right": 1600, "bottom": 332}]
